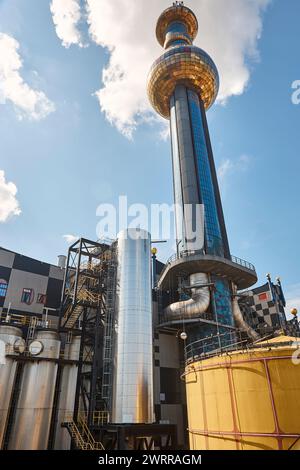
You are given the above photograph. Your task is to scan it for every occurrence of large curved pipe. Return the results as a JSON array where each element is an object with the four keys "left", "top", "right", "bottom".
[
  {"left": 165, "top": 273, "right": 210, "bottom": 320},
  {"left": 231, "top": 284, "right": 259, "bottom": 340}
]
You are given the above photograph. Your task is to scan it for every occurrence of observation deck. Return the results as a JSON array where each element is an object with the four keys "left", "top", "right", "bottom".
[{"left": 157, "top": 251, "right": 258, "bottom": 291}]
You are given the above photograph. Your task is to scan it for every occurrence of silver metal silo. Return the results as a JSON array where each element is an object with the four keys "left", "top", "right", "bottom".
[
  {"left": 54, "top": 335, "right": 81, "bottom": 449},
  {"left": 57, "top": 255, "right": 67, "bottom": 269},
  {"left": 0, "top": 325, "right": 24, "bottom": 449},
  {"left": 8, "top": 329, "right": 61, "bottom": 450},
  {"left": 112, "top": 228, "right": 154, "bottom": 424}
]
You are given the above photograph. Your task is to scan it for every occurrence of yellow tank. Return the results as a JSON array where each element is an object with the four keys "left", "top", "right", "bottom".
[{"left": 184, "top": 336, "right": 300, "bottom": 450}]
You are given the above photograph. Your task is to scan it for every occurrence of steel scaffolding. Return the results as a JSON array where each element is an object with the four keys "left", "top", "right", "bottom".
[{"left": 57, "top": 238, "right": 117, "bottom": 430}]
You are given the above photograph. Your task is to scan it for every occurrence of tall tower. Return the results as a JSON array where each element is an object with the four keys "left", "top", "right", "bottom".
[{"left": 148, "top": 2, "right": 258, "bottom": 344}]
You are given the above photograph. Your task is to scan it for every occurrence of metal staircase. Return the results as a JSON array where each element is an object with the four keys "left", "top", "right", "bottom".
[
  {"left": 64, "top": 304, "right": 83, "bottom": 329},
  {"left": 62, "top": 264, "right": 103, "bottom": 329},
  {"left": 62, "top": 276, "right": 85, "bottom": 329},
  {"left": 64, "top": 414, "right": 104, "bottom": 450}
]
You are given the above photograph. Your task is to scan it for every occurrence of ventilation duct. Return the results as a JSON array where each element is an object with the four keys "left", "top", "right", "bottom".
[{"left": 165, "top": 273, "right": 210, "bottom": 320}]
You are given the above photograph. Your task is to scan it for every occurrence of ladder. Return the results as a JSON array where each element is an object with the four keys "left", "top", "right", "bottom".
[
  {"left": 101, "top": 258, "right": 117, "bottom": 412},
  {"left": 26, "top": 316, "right": 38, "bottom": 344}
]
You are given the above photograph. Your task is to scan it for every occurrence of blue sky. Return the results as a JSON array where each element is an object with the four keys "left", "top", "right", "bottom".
[{"left": 0, "top": 0, "right": 299, "bottom": 312}]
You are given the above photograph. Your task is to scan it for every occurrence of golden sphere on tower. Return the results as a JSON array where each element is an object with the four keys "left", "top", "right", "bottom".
[
  {"left": 156, "top": 4, "right": 198, "bottom": 47},
  {"left": 291, "top": 308, "right": 298, "bottom": 317},
  {"left": 151, "top": 247, "right": 158, "bottom": 256},
  {"left": 148, "top": 47, "right": 219, "bottom": 118},
  {"left": 147, "top": 3, "right": 219, "bottom": 119}
]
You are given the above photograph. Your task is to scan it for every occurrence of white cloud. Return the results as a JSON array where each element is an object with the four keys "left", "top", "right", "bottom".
[
  {"left": 0, "top": 170, "right": 21, "bottom": 223},
  {"left": 218, "top": 159, "right": 234, "bottom": 182},
  {"left": 63, "top": 234, "right": 79, "bottom": 244},
  {"left": 83, "top": 0, "right": 270, "bottom": 138},
  {"left": 218, "top": 154, "right": 251, "bottom": 183},
  {"left": 0, "top": 33, "right": 55, "bottom": 120},
  {"left": 50, "top": 0, "right": 84, "bottom": 48}
]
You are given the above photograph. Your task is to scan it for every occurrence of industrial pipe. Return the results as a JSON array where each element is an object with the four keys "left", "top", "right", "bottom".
[
  {"left": 165, "top": 273, "right": 210, "bottom": 320},
  {"left": 231, "top": 284, "right": 259, "bottom": 341}
]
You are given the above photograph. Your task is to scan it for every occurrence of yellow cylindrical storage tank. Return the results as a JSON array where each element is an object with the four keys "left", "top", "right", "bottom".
[{"left": 185, "top": 336, "right": 300, "bottom": 450}]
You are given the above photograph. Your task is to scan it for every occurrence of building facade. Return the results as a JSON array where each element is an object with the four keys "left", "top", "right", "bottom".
[
  {"left": 239, "top": 283, "right": 285, "bottom": 330},
  {"left": 0, "top": 247, "right": 64, "bottom": 326},
  {"left": 239, "top": 280, "right": 300, "bottom": 337}
]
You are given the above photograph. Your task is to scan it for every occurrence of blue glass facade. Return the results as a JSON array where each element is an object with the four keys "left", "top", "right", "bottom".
[
  {"left": 169, "top": 85, "right": 233, "bottom": 331},
  {"left": 165, "top": 22, "right": 192, "bottom": 47},
  {"left": 170, "top": 40, "right": 187, "bottom": 46},
  {"left": 212, "top": 276, "right": 234, "bottom": 327},
  {"left": 187, "top": 89, "right": 224, "bottom": 257},
  {"left": 166, "top": 21, "right": 187, "bottom": 35}
]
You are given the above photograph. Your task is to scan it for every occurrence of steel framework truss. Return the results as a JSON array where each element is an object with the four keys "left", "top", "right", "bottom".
[{"left": 58, "top": 238, "right": 117, "bottom": 427}]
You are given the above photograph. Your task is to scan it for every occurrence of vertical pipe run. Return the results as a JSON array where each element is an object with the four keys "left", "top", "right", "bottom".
[
  {"left": 54, "top": 335, "right": 80, "bottom": 449},
  {"left": 112, "top": 229, "right": 154, "bottom": 424}
]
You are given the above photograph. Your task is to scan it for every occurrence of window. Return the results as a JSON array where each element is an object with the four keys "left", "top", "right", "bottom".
[
  {"left": 0, "top": 280, "right": 8, "bottom": 297},
  {"left": 37, "top": 293, "right": 46, "bottom": 305},
  {"left": 21, "top": 288, "right": 33, "bottom": 305},
  {"left": 259, "top": 293, "right": 268, "bottom": 302}
]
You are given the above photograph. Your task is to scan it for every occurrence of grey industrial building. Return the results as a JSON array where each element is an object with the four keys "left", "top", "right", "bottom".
[
  {"left": 0, "top": 247, "right": 64, "bottom": 327},
  {"left": 0, "top": 243, "right": 187, "bottom": 448}
]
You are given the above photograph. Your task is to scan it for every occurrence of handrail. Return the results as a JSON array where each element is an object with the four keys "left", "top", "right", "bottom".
[
  {"left": 64, "top": 414, "right": 104, "bottom": 450},
  {"left": 91, "top": 411, "right": 110, "bottom": 426},
  {"left": 159, "top": 250, "right": 256, "bottom": 280},
  {"left": 184, "top": 330, "right": 300, "bottom": 365},
  {"left": 185, "top": 330, "right": 247, "bottom": 363},
  {"left": 0, "top": 313, "right": 52, "bottom": 329},
  {"left": 77, "top": 289, "right": 102, "bottom": 304},
  {"left": 78, "top": 414, "right": 104, "bottom": 450},
  {"left": 230, "top": 255, "right": 256, "bottom": 272},
  {"left": 65, "top": 418, "right": 89, "bottom": 450}
]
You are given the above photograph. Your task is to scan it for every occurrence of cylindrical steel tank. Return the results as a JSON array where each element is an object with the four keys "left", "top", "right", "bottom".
[
  {"left": 0, "top": 325, "right": 24, "bottom": 449},
  {"left": 185, "top": 336, "right": 300, "bottom": 450},
  {"left": 8, "top": 329, "right": 61, "bottom": 450},
  {"left": 54, "top": 335, "right": 80, "bottom": 450},
  {"left": 112, "top": 228, "right": 154, "bottom": 424},
  {"left": 57, "top": 255, "right": 67, "bottom": 269}
]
